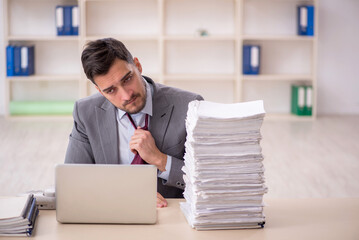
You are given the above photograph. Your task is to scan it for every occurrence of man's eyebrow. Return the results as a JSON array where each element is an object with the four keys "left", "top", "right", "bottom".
[{"left": 102, "top": 71, "right": 132, "bottom": 92}]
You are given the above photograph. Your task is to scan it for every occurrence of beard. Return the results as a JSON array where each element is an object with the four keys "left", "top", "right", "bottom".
[
  {"left": 122, "top": 82, "right": 147, "bottom": 114},
  {"left": 123, "top": 94, "right": 146, "bottom": 114}
]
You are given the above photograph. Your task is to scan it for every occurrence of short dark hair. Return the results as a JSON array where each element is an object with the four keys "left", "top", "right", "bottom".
[{"left": 81, "top": 38, "right": 134, "bottom": 84}]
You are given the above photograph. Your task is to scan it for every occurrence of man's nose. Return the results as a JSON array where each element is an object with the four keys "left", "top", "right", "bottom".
[{"left": 119, "top": 87, "right": 132, "bottom": 101}]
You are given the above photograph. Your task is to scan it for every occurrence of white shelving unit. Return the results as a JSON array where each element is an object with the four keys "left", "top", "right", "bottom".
[
  {"left": 2, "top": 0, "right": 82, "bottom": 118},
  {"left": 2, "top": 0, "right": 318, "bottom": 119}
]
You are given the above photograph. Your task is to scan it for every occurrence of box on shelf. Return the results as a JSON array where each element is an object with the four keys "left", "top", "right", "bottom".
[
  {"left": 6, "top": 45, "right": 35, "bottom": 77},
  {"left": 291, "top": 84, "right": 312, "bottom": 116},
  {"left": 56, "top": 5, "right": 79, "bottom": 36},
  {"left": 243, "top": 45, "right": 260, "bottom": 75},
  {"left": 297, "top": 5, "right": 314, "bottom": 36}
]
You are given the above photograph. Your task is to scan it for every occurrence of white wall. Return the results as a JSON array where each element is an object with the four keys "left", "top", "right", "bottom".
[
  {"left": 317, "top": 0, "right": 359, "bottom": 114},
  {"left": 0, "top": 0, "right": 4, "bottom": 116},
  {"left": 0, "top": 0, "right": 358, "bottom": 116}
]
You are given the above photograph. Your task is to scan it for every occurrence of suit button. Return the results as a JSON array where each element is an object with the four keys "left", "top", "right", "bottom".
[{"left": 176, "top": 181, "right": 181, "bottom": 186}]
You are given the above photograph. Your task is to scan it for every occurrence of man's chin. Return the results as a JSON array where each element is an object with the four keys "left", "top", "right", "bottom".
[
  {"left": 125, "top": 107, "right": 141, "bottom": 114},
  {"left": 122, "top": 101, "right": 146, "bottom": 114}
]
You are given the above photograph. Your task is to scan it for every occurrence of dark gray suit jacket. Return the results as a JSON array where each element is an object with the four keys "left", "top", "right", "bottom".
[{"left": 65, "top": 76, "right": 203, "bottom": 198}]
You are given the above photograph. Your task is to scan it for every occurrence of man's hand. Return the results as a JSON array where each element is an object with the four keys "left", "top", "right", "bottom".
[
  {"left": 157, "top": 192, "right": 168, "bottom": 208},
  {"left": 129, "top": 127, "right": 167, "bottom": 172}
]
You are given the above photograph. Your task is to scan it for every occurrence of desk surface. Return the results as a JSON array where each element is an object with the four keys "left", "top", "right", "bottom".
[{"left": 2, "top": 198, "right": 359, "bottom": 240}]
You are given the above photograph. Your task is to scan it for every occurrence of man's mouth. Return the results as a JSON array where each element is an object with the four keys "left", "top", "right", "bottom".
[{"left": 125, "top": 96, "right": 137, "bottom": 106}]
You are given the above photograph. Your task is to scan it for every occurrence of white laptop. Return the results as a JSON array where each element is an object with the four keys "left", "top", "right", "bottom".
[{"left": 55, "top": 164, "right": 157, "bottom": 224}]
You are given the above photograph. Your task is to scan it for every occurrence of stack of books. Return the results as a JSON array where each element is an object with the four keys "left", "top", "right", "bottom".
[
  {"left": 180, "top": 100, "right": 267, "bottom": 230},
  {"left": 0, "top": 194, "right": 39, "bottom": 237}
]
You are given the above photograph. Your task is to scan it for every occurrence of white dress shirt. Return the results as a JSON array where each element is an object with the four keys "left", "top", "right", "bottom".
[{"left": 116, "top": 78, "right": 172, "bottom": 181}]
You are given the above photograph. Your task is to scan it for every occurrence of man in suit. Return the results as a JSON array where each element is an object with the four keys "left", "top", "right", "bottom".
[{"left": 65, "top": 38, "right": 203, "bottom": 207}]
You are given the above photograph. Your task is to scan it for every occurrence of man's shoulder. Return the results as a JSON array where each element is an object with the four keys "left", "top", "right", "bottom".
[
  {"left": 74, "top": 92, "right": 111, "bottom": 115},
  {"left": 76, "top": 92, "right": 106, "bottom": 106}
]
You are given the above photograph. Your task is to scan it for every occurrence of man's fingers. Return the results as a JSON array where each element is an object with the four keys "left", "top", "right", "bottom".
[
  {"left": 157, "top": 192, "right": 168, "bottom": 208},
  {"left": 129, "top": 140, "right": 138, "bottom": 155},
  {"left": 132, "top": 128, "right": 147, "bottom": 136},
  {"left": 157, "top": 192, "right": 165, "bottom": 201},
  {"left": 129, "top": 130, "right": 166, "bottom": 170}
]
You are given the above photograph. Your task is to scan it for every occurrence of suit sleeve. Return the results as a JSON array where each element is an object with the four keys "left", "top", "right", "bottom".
[
  {"left": 64, "top": 101, "right": 95, "bottom": 164},
  {"left": 162, "top": 94, "right": 204, "bottom": 190},
  {"left": 162, "top": 156, "right": 186, "bottom": 190}
]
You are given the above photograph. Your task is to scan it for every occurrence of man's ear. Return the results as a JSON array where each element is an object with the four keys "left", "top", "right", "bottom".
[{"left": 133, "top": 57, "right": 142, "bottom": 74}]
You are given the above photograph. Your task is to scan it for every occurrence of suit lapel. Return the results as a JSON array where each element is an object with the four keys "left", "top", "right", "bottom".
[
  {"left": 150, "top": 103, "right": 173, "bottom": 151},
  {"left": 146, "top": 77, "right": 174, "bottom": 150},
  {"left": 95, "top": 99, "right": 119, "bottom": 164}
]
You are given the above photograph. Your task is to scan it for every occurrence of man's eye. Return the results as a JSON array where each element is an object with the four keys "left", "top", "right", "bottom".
[
  {"left": 107, "top": 88, "right": 115, "bottom": 94},
  {"left": 124, "top": 75, "right": 132, "bottom": 82}
]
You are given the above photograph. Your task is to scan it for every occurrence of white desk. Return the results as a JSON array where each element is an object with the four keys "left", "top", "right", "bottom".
[{"left": 2, "top": 198, "right": 359, "bottom": 240}]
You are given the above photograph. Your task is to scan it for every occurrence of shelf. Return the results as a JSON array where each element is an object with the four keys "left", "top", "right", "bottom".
[
  {"left": 164, "top": 35, "right": 235, "bottom": 41},
  {"left": 84, "top": 35, "right": 316, "bottom": 42},
  {"left": 165, "top": 40, "right": 235, "bottom": 75},
  {"left": 242, "top": 35, "right": 315, "bottom": 41},
  {"left": 164, "top": 74, "right": 235, "bottom": 81},
  {"left": 242, "top": 74, "right": 313, "bottom": 82},
  {"left": 8, "top": 35, "right": 79, "bottom": 41},
  {"left": 164, "top": 0, "right": 235, "bottom": 37},
  {"left": 85, "top": 0, "right": 158, "bottom": 36},
  {"left": 242, "top": 0, "right": 316, "bottom": 36},
  {"left": 7, "top": 75, "right": 81, "bottom": 82},
  {"left": 85, "top": 35, "right": 159, "bottom": 41}
]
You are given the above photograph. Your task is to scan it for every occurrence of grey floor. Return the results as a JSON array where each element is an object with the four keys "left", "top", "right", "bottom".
[{"left": 0, "top": 115, "right": 358, "bottom": 199}]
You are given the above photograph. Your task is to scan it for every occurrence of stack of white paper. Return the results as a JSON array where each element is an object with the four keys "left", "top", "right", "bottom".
[
  {"left": 0, "top": 194, "right": 39, "bottom": 237},
  {"left": 180, "top": 100, "right": 267, "bottom": 230}
]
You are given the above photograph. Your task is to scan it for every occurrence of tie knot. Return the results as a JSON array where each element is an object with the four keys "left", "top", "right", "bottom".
[{"left": 126, "top": 113, "right": 149, "bottom": 130}]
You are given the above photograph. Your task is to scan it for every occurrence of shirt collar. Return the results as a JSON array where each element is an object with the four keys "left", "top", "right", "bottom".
[{"left": 117, "top": 77, "right": 153, "bottom": 119}]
